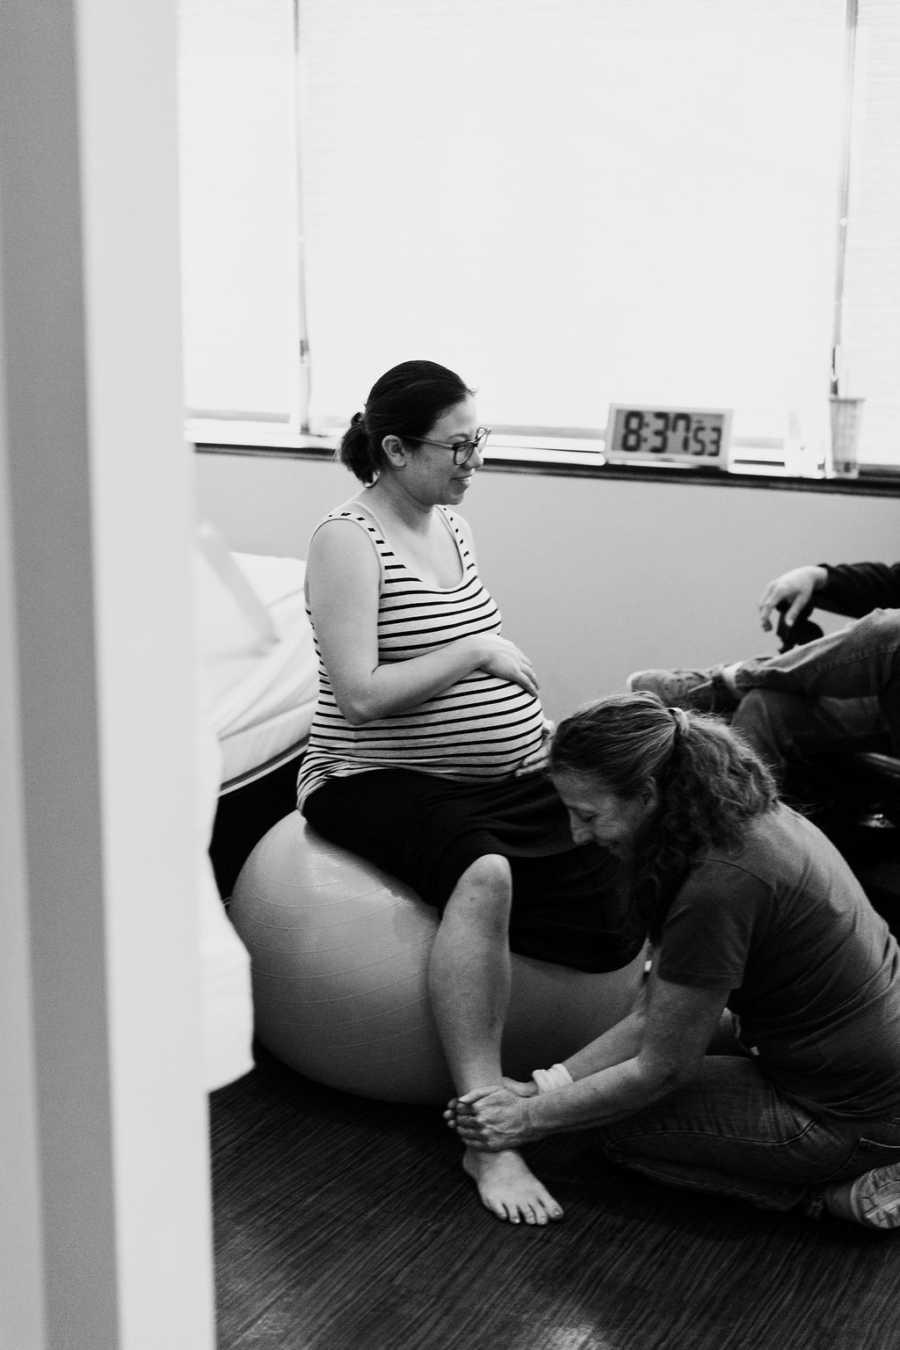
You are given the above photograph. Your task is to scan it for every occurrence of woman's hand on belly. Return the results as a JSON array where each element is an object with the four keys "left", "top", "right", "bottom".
[
  {"left": 476, "top": 635, "right": 539, "bottom": 697},
  {"left": 514, "top": 717, "right": 555, "bottom": 777}
]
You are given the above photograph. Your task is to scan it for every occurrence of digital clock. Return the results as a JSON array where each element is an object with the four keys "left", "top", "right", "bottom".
[{"left": 605, "top": 404, "right": 733, "bottom": 469}]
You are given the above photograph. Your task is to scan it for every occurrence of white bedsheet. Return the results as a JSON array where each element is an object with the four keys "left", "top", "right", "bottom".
[
  {"left": 196, "top": 548, "right": 318, "bottom": 788},
  {"left": 194, "top": 536, "right": 318, "bottom": 1087},
  {"left": 195, "top": 676, "right": 253, "bottom": 1090}
]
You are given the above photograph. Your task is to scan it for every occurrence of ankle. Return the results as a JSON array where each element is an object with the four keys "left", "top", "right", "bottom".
[{"left": 819, "top": 1177, "right": 858, "bottom": 1225}]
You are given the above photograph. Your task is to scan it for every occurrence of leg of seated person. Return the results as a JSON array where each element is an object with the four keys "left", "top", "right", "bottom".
[
  {"left": 631, "top": 612, "right": 900, "bottom": 741},
  {"left": 733, "top": 609, "right": 900, "bottom": 750},
  {"left": 734, "top": 688, "right": 884, "bottom": 782},
  {"left": 428, "top": 853, "right": 563, "bottom": 1227}
]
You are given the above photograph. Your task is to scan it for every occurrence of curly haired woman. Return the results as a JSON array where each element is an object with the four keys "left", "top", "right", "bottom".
[{"left": 447, "top": 692, "right": 900, "bottom": 1229}]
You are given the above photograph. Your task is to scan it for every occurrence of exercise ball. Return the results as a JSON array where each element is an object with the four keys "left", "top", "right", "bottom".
[{"left": 230, "top": 813, "right": 645, "bottom": 1104}]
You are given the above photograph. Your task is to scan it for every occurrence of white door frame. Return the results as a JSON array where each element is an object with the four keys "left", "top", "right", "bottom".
[{"left": 1, "top": 2, "right": 216, "bottom": 1346}]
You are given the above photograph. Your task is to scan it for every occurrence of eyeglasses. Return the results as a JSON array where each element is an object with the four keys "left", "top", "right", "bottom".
[{"left": 403, "top": 426, "right": 491, "bottom": 466}]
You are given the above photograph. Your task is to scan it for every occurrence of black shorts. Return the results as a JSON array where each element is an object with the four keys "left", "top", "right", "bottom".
[{"left": 301, "top": 768, "right": 644, "bottom": 973}]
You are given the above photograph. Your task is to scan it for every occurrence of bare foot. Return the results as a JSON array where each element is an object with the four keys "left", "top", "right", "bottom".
[{"left": 462, "top": 1147, "right": 564, "bottom": 1225}]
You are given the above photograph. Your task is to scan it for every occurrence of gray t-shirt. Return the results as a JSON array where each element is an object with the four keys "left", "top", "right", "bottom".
[{"left": 657, "top": 803, "right": 900, "bottom": 1120}]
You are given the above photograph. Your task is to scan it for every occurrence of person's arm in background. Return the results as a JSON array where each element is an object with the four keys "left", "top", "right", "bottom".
[
  {"left": 814, "top": 561, "right": 900, "bottom": 619},
  {"left": 758, "top": 561, "right": 900, "bottom": 631}
]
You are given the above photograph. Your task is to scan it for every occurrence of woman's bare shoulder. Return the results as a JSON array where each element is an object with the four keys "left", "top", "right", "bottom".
[{"left": 308, "top": 503, "right": 382, "bottom": 573}]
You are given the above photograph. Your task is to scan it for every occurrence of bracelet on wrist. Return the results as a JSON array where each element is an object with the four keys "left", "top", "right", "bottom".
[{"left": 531, "top": 1063, "right": 573, "bottom": 1094}]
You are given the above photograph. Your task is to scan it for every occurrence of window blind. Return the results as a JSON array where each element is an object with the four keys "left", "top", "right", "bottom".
[
  {"left": 841, "top": 0, "right": 900, "bottom": 467},
  {"left": 178, "top": 0, "right": 299, "bottom": 421},
  {"left": 299, "top": 0, "right": 846, "bottom": 454}
]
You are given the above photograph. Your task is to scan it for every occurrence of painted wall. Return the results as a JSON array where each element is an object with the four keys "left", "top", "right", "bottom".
[{"left": 197, "top": 451, "right": 897, "bottom": 720}]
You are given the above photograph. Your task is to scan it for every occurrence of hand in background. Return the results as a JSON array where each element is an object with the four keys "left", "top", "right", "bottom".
[{"left": 758, "top": 565, "right": 827, "bottom": 632}]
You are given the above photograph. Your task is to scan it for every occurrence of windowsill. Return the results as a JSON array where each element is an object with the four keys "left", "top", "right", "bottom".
[{"left": 190, "top": 425, "right": 900, "bottom": 496}]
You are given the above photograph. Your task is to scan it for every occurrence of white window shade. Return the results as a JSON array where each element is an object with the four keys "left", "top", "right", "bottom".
[
  {"left": 841, "top": 0, "right": 900, "bottom": 468},
  {"left": 299, "top": 0, "right": 846, "bottom": 452},
  {"left": 178, "top": 0, "right": 299, "bottom": 422}
]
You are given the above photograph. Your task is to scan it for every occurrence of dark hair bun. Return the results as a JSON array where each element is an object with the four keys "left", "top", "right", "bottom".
[
  {"left": 339, "top": 360, "right": 473, "bottom": 485},
  {"left": 339, "top": 413, "right": 377, "bottom": 484}
]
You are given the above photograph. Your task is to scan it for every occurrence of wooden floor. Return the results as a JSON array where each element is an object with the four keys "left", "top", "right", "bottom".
[{"left": 210, "top": 1051, "right": 900, "bottom": 1350}]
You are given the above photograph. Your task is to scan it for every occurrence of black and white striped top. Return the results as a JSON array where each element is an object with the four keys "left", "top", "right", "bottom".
[{"left": 296, "top": 504, "right": 546, "bottom": 804}]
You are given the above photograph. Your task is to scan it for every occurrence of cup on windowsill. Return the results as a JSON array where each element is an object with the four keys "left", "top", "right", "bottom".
[{"left": 829, "top": 396, "right": 864, "bottom": 478}]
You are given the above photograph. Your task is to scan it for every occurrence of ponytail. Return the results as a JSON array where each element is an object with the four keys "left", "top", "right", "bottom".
[
  {"left": 549, "top": 692, "right": 778, "bottom": 938},
  {"left": 642, "top": 712, "right": 777, "bottom": 935}
]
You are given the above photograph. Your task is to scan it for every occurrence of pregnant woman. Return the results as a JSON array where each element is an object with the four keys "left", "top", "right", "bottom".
[{"left": 297, "top": 360, "right": 645, "bottom": 1225}]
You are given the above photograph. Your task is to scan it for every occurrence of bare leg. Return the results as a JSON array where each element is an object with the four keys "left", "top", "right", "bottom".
[{"left": 428, "top": 853, "right": 563, "bottom": 1226}]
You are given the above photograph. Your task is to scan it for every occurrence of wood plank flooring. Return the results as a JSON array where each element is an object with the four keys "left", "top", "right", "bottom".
[{"left": 211, "top": 1052, "right": 900, "bottom": 1350}]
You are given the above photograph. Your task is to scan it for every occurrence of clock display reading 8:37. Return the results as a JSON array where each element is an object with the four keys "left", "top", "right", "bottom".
[{"left": 605, "top": 405, "right": 732, "bottom": 468}]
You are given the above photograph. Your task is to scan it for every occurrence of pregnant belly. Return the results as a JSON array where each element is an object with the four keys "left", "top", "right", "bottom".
[{"left": 359, "top": 675, "right": 547, "bottom": 779}]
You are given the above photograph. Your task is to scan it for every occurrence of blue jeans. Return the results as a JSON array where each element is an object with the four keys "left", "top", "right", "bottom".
[
  {"left": 594, "top": 1053, "right": 900, "bottom": 1214},
  {"left": 730, "top": 609, "right": 900, "bottom": 779}
]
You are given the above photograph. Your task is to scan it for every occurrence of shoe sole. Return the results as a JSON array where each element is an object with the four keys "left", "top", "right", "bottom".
[
  {"left": 851, "top": 1162, "right": 900, "bottom": 1229},
  {"left": 625, "top": 672, "right": 718, "bottom": 712}
]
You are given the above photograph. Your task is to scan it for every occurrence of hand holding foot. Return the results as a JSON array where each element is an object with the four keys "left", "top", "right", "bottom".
[{"left": 445, "top": 1085, "right": 538, "bottom": 1151}]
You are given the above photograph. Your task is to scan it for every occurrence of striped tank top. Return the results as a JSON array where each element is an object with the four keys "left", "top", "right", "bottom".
[{"left": 296, "top": 503, "right": 546, "bottom": 805}]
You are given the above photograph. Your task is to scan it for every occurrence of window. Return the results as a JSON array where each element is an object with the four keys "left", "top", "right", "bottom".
[
  {"left": 179, "top": 1, "right": 896, "bottom": 474},
  {"left": 840, "top": 0, "right": 900, "bottom": 468},
  {"left": 178, "top": 0, "right": 301, "bottom": 424}
]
